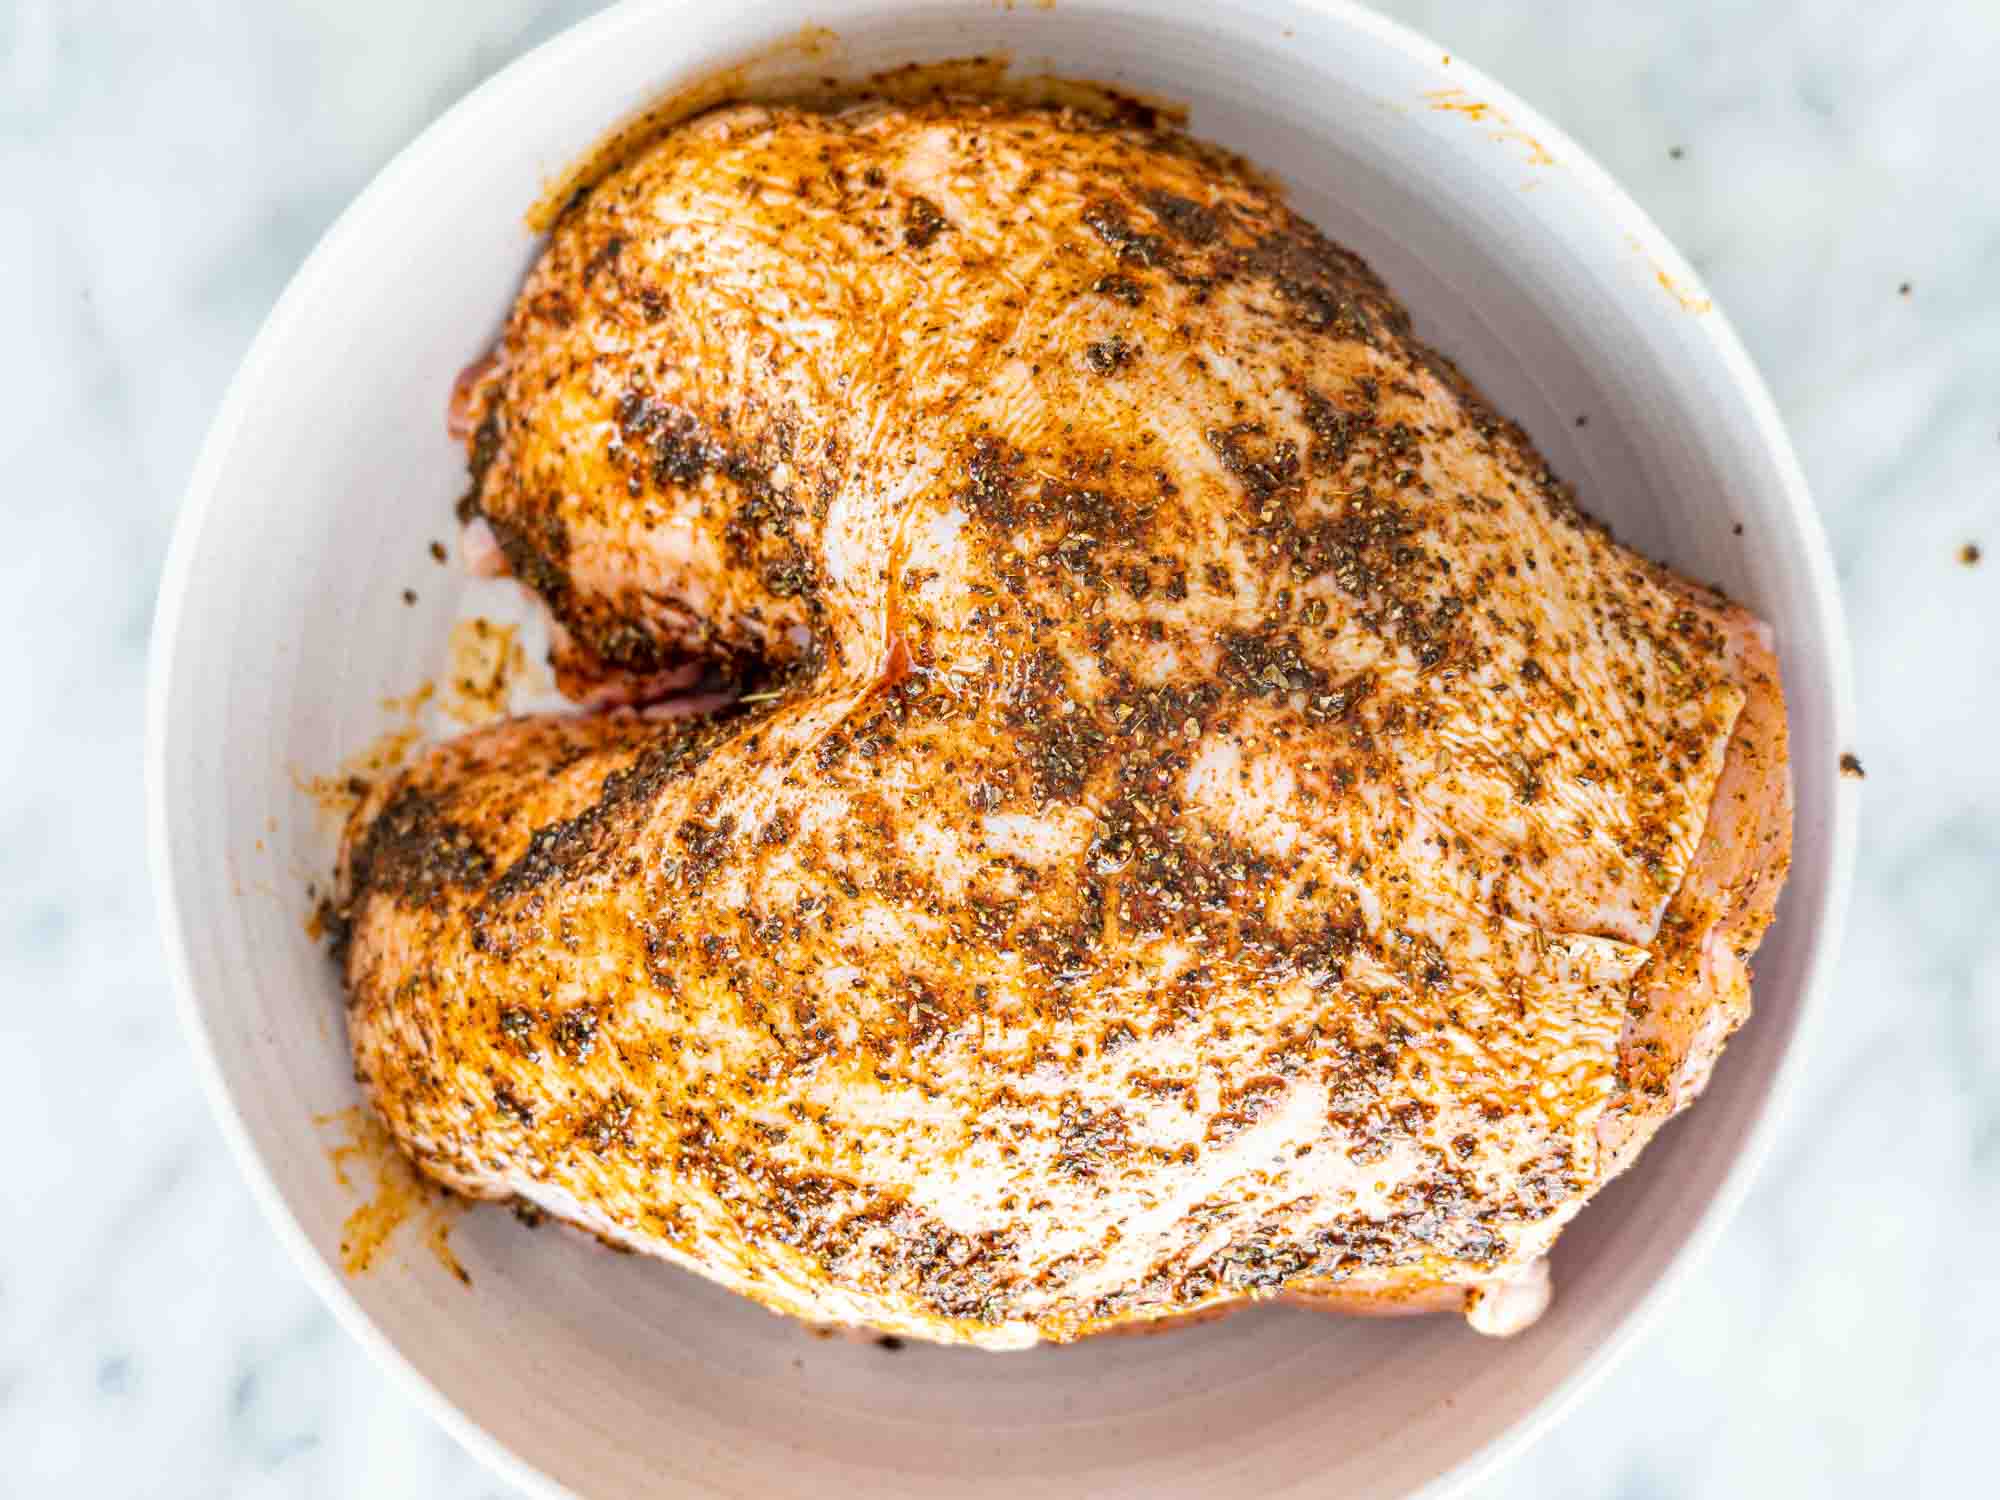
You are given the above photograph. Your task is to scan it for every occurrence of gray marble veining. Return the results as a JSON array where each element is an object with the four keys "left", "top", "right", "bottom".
[{"left": 2, "top": 0, "right": 1992, "bottom": 1493}]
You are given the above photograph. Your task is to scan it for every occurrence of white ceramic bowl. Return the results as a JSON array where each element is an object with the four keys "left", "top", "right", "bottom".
[{"left": 148, "top": 2, "right": 1856, "bottom": 1495}]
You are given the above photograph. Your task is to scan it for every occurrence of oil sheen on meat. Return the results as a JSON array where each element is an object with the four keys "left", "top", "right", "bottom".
[{"left": 337, "top": 98, "right": 1792, "bottom": 1347}]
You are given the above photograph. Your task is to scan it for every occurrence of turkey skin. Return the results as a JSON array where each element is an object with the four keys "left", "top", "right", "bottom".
[{"left": 338, "top": 98, "right": 1791, "bottom": 1347}]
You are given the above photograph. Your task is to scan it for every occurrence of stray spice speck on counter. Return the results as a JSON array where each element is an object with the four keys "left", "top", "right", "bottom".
[
  {"left": 1959, "top": 542, "right": 1981, "bottom": 566},
  {"left": 1840, "top": 752, "right": 1866, "bottom": 781}
]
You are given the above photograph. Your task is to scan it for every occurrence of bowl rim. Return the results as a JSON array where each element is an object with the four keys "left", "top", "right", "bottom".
[{"left": 147, "top": 1, "right": 1857, "bottom": 1495}]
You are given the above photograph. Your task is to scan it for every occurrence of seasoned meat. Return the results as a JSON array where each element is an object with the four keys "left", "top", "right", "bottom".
[{"left": 339, "top": 98, "right": 1791, "bottom": 1346}]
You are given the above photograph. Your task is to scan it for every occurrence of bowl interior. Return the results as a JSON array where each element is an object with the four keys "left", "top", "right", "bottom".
[{"left": 150, "top": 2, "right": 1851, "bottom": 1497}]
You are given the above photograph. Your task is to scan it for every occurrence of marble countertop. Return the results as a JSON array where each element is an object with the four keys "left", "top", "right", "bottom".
[{"left": 4, "top": 0, "right": 1993, "bottom": 1493}]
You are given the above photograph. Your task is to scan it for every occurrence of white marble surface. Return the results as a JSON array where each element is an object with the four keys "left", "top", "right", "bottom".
[{"left": 3, "top": 0, "right": 1994, "bottom": 1493}]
